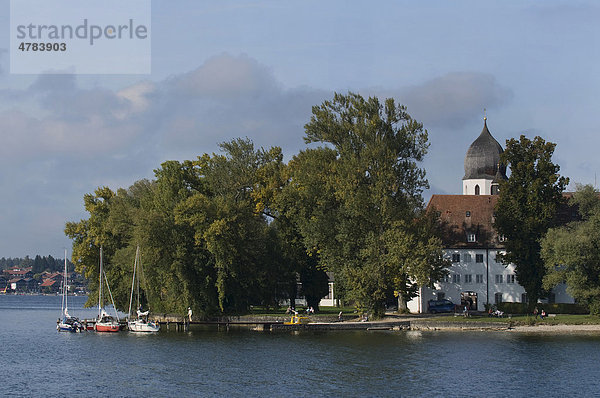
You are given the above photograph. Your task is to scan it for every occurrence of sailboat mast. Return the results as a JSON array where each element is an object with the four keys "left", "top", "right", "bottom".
[
  {"left": 98, "top": 246, "right": 103, "bottom": 318},
  {"left": 63, "top": 249, "right": 68, "bottom": 315},
  {"left": 137, "top": 248, "right": 140, "bottom": 310},
  {"left": 128, "top": 246, "right": 138, "bottom": 319}
]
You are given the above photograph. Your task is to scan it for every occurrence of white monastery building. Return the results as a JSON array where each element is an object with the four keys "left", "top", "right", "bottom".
[{"left": 408, "top": 119, "right": 574, "bottom": 313}]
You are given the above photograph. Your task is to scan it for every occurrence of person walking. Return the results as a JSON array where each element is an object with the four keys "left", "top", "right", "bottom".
[{"left": 187, "top": 307, "right": 193, "bottom": 322}]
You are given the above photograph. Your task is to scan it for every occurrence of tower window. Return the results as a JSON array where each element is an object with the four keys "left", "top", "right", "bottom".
[
  {"left": 466, "top": 211, "right": 471, "bottom": 217},
  {"left": 475, "top": 185, "right": 480, "bottom": 195},
  {"left": 467, "top": 233, "right": 476, "bottom": 242}
]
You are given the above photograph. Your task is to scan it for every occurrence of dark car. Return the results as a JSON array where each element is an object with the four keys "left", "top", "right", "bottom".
[{"left": 427, "top": 299, "right": 455, "bottom": 313}]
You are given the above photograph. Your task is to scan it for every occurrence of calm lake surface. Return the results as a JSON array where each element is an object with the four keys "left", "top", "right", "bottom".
[{"left": 2, "top": 295, "right": 600, "bottom": 397}]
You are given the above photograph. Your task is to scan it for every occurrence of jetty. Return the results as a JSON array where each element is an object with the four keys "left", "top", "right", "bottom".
[{"left": 139, "top": 314, "right": 511, "bottom": 332}]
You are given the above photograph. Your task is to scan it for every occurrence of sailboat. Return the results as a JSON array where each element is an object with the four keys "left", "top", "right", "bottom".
[
  {"left": 127, "top": 246, "right": 159, "bottom": 332},
  {"left": 57, "top": 250, "right": 84, "bottom": 332},
  {"left": 95, "top": 246, "right": 120, "bottom": 332}
]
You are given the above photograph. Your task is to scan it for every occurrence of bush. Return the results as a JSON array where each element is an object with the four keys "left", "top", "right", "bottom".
[{"left": 497, "top": 302, "right": 589, "bottom": 315}]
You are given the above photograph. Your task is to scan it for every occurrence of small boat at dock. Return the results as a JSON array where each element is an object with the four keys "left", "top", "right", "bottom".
[
  {"left": 95, "top": 246, "right": 120, "bottom": 333},
  {"left": 127, "top": 246, "right": 159, "bottom": 332},
  {"left": 57, "top": 250, "right": 84, "bottom": 333}
]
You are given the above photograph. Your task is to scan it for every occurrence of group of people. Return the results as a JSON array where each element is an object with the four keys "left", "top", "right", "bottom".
[
  {"left": 285, "top": 306, "right": 315, "bottom": 315},
  {"left": 533, "top": 307, "right": 546, "bottom": 320},
  {"left": 487, "top": 306, "right": 504, "bottom": 317}
]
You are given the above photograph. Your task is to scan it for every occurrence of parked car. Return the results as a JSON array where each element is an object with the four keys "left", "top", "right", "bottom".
[{"left": 427, "top": 299, "right": 455, "bottom": 313}]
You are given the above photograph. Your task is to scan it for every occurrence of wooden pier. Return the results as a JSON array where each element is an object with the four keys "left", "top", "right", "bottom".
[{"left": 81, "top": 317, "right": 510, "bottom": 332}]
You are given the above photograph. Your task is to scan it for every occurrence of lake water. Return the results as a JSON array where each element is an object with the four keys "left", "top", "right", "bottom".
[{"left": 2, "top": 295, "right": 600, "bottom": 397}]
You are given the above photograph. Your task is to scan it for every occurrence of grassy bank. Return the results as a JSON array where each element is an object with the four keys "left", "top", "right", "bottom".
[
  {"left": 425, "top": 313, "right": 600, "bottom": 326},
  {"left": 247, "top": 306, "right": 356, "bottom": 318}
]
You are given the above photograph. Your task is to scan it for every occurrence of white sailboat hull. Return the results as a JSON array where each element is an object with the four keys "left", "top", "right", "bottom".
[{"left": 127, "top": 319, "right": 160, "bottom": 332}]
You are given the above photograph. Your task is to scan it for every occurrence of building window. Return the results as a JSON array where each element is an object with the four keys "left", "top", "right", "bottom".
[
  {"left": 498, "top": 235, "right": 506, "bottom": 242},
  {"left": 521, "top": 293, "right": 528, "bottom": 304},
  {"left": 476, "top": 274, "right": 484, "bottom": 284},
  {"left": 495, "top": 292, "right": 503, "bottom": 304},
  {"left": 464, "top": 274, "right": 472, "bottom": 283},
  {"left": 467, "top": 233, "right": 476, "bottom": 242},
  {"left": 463, "top": 254, "right": 472, "bottom": 263},
  {"left": 491, "top": 185, "right": 499, "bottom": 195},
  {"left": 475, "top": 254, "right": 484, "bottom": 263},
  {"left": 475, "top": 185, "right": 480, "bottom": 195},
  {"left": 466, "top": 211, "right": 471, "bottom": 217},
  {"left": 495, "top": 274, "right": 503, "bottom": 284},
  {"left": 452, "top": 274, "right": 461, "bottom": 284},
  {"left": 442, "top": 274, "right": 450, "bottom": 283},
  {"left": 451, "top": 253, "right": 460, "bottom": 263},
  {"left": 507, "top": 275, "right": 515, "bottom": 284}
]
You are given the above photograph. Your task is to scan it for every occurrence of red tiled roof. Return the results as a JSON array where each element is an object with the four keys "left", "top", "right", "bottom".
[
  {"left": 427, "top": 194, "right": 501, "bottom": 248},
  {"left": 40, "top": 279, "right": 58, "bottom": 287},
  {"left": 427, "top": 193, "right": 579, "bottom": 248},
  {"left": 5, "top": 269, "right": 30, "bottom": 276}
]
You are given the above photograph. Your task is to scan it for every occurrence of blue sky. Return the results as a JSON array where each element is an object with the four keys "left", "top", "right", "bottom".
[{"left": 0, "top": 0, "right": 599, "bottom": 257}]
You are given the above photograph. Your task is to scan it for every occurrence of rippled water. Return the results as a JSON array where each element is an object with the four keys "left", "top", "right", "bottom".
[{"left": 2, "top": 295, "right": 600, "bottom": 397}]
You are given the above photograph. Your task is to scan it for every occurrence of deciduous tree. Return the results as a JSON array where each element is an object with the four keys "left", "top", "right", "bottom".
[
  {"left": 541, "top": 185, "right": 600, "bottom": 314},
  {"left": 494, "top": 135, "right": 568, "bottom": 307}
]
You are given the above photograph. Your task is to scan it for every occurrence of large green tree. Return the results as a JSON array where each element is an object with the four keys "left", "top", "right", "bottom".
[
  {"left": 541, "top": 184, "right": 600, "bottom": 314},
  {"left": 494, "top": 135, "right": 568, "bottom": 307},
  {"left": 285, "top": 92, "right": 447, "bottom": 315},
  {"left": 65, "top": 140, "right": 294, "bottom": 317}
]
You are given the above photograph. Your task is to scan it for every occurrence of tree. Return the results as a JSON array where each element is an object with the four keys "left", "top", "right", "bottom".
[
  {"left": 286, "top": 92, "right": 446, "bottom": 315},
  {"left": 494, "top": 135, "right": 568, "bottom": 307},
  {"left": 541, "top": 184, "right": 600, "bottom": 314}
]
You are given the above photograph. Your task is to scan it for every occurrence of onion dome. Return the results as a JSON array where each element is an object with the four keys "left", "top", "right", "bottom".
[{"left": 463, "top": 119, "right": 507, "bottom": 181}]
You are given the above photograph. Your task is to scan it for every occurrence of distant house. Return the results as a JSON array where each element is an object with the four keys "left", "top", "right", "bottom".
[
  {"left": 40, "top": 279, "right": 60, "bottom": 293},
  {"left": 4, "top": 267, "right": 34, "bottom": 280},
  {"left": 9, "top": 278, "right": 26, "bottom": 292},
  {"left": 24, "top": 278, "right": 37, "bottom": 292},
  {"left": 8, "top": 277, "right": 38, "bottom": 292}
]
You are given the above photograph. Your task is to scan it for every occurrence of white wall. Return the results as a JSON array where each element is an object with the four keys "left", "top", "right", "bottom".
[
  {"left": 407, "top": 248, "right": 574, "bottom": 313},
  {"left": 463, "top": 178, "right": 493, "bottom": 195}
]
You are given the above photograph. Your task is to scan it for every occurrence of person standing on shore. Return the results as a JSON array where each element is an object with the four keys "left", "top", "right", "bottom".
[
  {"left": 533, "top": 307, "right": 539, "bottom": 319},
  {"left": 188, "top": 307, "right": 192, "bottom": 322}
]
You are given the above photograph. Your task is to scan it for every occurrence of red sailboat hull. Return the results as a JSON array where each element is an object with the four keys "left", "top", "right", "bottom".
[{"left": 95, "top": 323, "right": 120, "bottom": 332}]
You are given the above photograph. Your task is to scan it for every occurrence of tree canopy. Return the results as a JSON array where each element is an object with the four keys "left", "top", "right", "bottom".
[
  {"left": 283, "top": 92, "right": 448, "bottom": 315},
  {"left": 541, "top": 184, "right": 600, "bottom": 314},
  {"left": 494, "top": 135, "right": 568, "bottom": 307},
  {"left": 65, "top": 92, "right": 449, "bottom": 318}
]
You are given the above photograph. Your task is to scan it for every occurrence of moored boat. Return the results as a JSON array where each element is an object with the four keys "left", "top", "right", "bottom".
[
  {"left": 95, "top": 309, "right": 120, "bottom": 332},
  {"left": 127, "top": 246, "right": 159, "bottom": 332},
  {"left": 95, "top": 246, "right": 121, "bottom": 333},
  {"left": 57, "top": 250, "right": 84, "bottom": 333}
]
